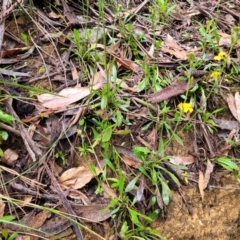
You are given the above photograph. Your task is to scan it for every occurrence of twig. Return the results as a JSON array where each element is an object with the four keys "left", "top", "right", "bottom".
[
  {"left": 0, "top": 0, "right": 8, "bottom": 52},
  {"left": 43, "top": 161, "right": 83, "bottom": 240},
  {"left": 10, "top": 182, "right": 59, "bottom": 202},
  {"left": 0, "top": 122, "right": 21, "bottom": 136},
  {"left": 5, "top": 99, "right": 42, "bottom": 161}
]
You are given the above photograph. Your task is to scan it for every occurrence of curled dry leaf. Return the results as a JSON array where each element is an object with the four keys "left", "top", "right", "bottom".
[
  {"left": 67, "top": 189, "right": 91, "bottom": 205},
  {"left": 28, "top": 210, "right": 49, "bottom": 229},
  {"left": 38, "top": 82, "right": 103, "bottom": 109},
  {"left": 73, "top": 204, "right": 111, "bottom": 223},
  {"left": 203, "top": 160, "right": 214, "bottom": 190},
  {"left": 2, "top": 148, "right": 18, "bottom": 167},
  {"left": 115, "top": 146, "right": 142, "bottom": 168},
  {"left": 226, "top": 93, "right": 239, "bottom": 122},
  {"left": 214, "top": 118, "right": 239, "bottom": 130},
  {"left": 101, "top": 182, "right": 117, "bottom": 198},
  {"left": 148, "top": 78, "right": 200, "bottom": 103},
  {"left": 0, "top": 199, "right": 5, "bottom": 218},
  {"left": 198, "top": 170, "right": 205, "bottom": 200},
  {"left": 169, "top": 155, "right": 195, "bottom": 165},
  {"left": 58, "top": 166, "right": 102, "bottom": 189}
]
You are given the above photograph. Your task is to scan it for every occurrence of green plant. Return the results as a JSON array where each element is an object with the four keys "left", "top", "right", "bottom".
[{"left": 55, "top": 150, "right": 67, "bottom": 166}]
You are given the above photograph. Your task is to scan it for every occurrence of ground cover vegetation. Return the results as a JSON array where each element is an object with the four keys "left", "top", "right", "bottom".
[{"left": 0, "top": 0, "right": 239, "bottom": 239}]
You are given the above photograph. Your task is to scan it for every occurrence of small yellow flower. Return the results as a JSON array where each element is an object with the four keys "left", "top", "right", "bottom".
[
  {"left": 210, "top": 71, "right": 221, "bottom": 79},
  {"left": 214, "top": 51, "right": 227, "bottom": 61},
  {"left": 178, "top": 103, "right": 194, "bottom": 114}
]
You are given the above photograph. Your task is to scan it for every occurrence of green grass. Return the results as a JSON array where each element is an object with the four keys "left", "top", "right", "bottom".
[{"left": 1, "top": 0, "right": 240, "bottom": 239}]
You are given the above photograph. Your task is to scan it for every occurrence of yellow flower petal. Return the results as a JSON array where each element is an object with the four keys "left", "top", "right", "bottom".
[
  {"left": 214, "top": 52, "right": 226, "bottom": 61},
  {"left": 210, "top": 71, "right": 221, "bottom": 79},
  {"left": 178, "top": 103, "right": 194, "bottom": 113}
]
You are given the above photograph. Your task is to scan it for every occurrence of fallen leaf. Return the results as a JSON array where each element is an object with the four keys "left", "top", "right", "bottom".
[
  {"left": 226, "top": 93, "right": 238, "bottom": 121},
  {"left": 67, "top": 189, "right": 91, "bottom": 205},
  {"left": 0, "top": 199, "right": 5, "bottom": 217},
  {"left": 115, "top": 146, "right": 142, "bottom": 168},
  {"left": 2, "top": 149, "right": 18, "bottom": 166},
  {"left": 70, "top": 60, "right": 79, "bottom": 82},
  {"left": 164, "top": 34, "right": 182, "bottom": 51},
  {"left": 214, "top": 118, "right": 239, "bottom": 130},
  {"left": 161, "top": 46, "right": 188, "bottom": 60},
  {"left": 198, "top": 170, "right": 205, "bottom": 200},
  {"left": 73, "top": 204, "right": 111, "bottom": 223},
  {"left": 148, "top": 78, "right": 200, "bottom": 103},
  {"left": 101, "top": 182, "right": 117, "bottom": 198},
  {"left": 28, "top": 210, "right": 49, "bottom": 229},
  {"left": 136, "top": 175, "right": 145, "bottom": 202},
  {"left": 58, "top": 166, "right": 102, "bottom": 189},
  {"left": 38, "top": 82, "right": 103, "bottom": 109},
  {"left": 0, "top": 47, "right": 31, "bottom": 58},
  {"left": 169, "top": 155, "right": 195, "bottom": 165},
  {"left": 203, "top": 159, "right": 214, "bottom": 189},
  {"left": 235, "top": 92, "right": 240, "bottom": 122}
]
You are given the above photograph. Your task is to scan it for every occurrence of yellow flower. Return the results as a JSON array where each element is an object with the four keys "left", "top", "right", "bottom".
[
  {"left": 214, "top": 52, "right": 227, "bottom": 61},
  {"left": 178, "top": 103, "right": 194, "bottom": 114},
  {"left": 210, "top": 71, "right": 221, "bottom": 79}
]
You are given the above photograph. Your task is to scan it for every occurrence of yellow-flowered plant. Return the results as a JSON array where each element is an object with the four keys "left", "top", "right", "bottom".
[
  {"left": 214, "top": 51, "right": 226, "bottom": 61},
  {"left": 177, "top": 103, "right": 194, "bottom": 114},
  {"left": 210, "top": 71, "right": 221, "bottom": 79}
]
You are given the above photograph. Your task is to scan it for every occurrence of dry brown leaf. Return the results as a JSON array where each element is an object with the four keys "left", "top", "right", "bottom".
[
  {"left": 146, "top": 128, "right": 157, "bottom": 150},
  {"left": 90, "top": 70, "right": 106, "bottom": 86},
  {"left": 116, "top": 146, "right": 142, "bottom": 168},
  {"left": 164, "top": 34, "right": 182, "bottom": 51},
  {"left": 148, "top": 43, "right": 155, "bottom": 58},
  {"left": 70, "top": 59, "right": 79, "bottom": 82},
  {"left": 218, "top": 32, "right": 231, "bottom": 47},
  {"left": 226, "top": 93, "right": 238, "bottom": 121},
  {"left": 198, "top": 170, "right": 205, "bottom": 200},
  {"left": 28, "top": 210, "right": 49, "bottom": 229},
  {"left": 73, "top": 204, "right": 111, "bottom": 223},
  {"left": 38, "top": 82, "right": 103, "bottom": 109},
  {"left": 203, "top": 160, "right": 214, "bottom": 189},
  {"left": 58, "top": 166, "right": 102, "bottom": 189},
  {"left": 235, "top": 92, "right": 240, "bottom": 122},
  {"left": 170, "top": 155, "right": 195, "bottom": 165},
  {"left": 101, "top": 182, "right": 117, "bottom": 198},
  {"left": 148, "top": 78, "right": 200, "bottom": 103},
  {"left": 114, "top": 56, "right": 141, "bottom": 73},
  {"left": 161, "top": 46, "right": 188, "bottom": 60},
  {"left": 136, "top": 175, "right": 145, "bottom": 202},
  {"left": 0, "top": 199, "right": 5, "bottom": 217},
  {"left": 48, "top": 11, "right": 61, "bottom": 19},
  {"left": 156, "top": 187, "right": 164, "bottom": 210},
  {"left": 2, "top": 149, "right": 18, "bottom": 166},
  {"left": 67, "top": 189, "right": 91, "bottom": 205},
  {"left": 214, "top": 118, "right": 239, "bottom": 130}
]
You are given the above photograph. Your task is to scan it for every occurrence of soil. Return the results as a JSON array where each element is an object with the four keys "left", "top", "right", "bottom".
[{"left": 153, "top": 173, "right": 240, "bottom": 240}]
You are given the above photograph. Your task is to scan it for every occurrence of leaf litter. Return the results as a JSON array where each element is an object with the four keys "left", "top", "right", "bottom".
[{"left": 0, "top": 0, "right": 240, "bottom": 239}]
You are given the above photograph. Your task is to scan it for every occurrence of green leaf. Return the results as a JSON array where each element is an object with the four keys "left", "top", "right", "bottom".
[
  {"left": 0, "top": 131, "right": 8, "bottom": 141},
  {"left": 137, "top": 78, "right": 147, "bottom": 92},
  {"left": 0, "top": 110, "right": 15, "bottom": 124},
  {"left": 0, "top": 215, "right": 15, "bottom": 222},
  {"left": 125, "top": 174, "right": 140, "bottom": 192},
  {"left": 217, "top": 157, "right": 239, "bottom": 171},
  {"left": 171, "top": 131, "right": 183, "bottom": 145},
  {"left": 1, "top": 229, "right": 9, "bottom": 239},
  {"left": 149, "top": 209, "right": 160, "bottom": 221},
  {"left": 8, "top": 232, "right": 18, "bottom": 240},
  {"left": 128, "top": 208, "right": 139, "bottom": 224},
  {"left": 120, "top": 221, "right": 129, "bottom": 237},
  {"left": 160, "top": 180, "right": 170, "bottom": 205},
  {"left": 101, "top": 93, "right": 108, "bottom": 110},
  {"left": 102, "top": 126, "right": 112, "bottom": 142}
]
